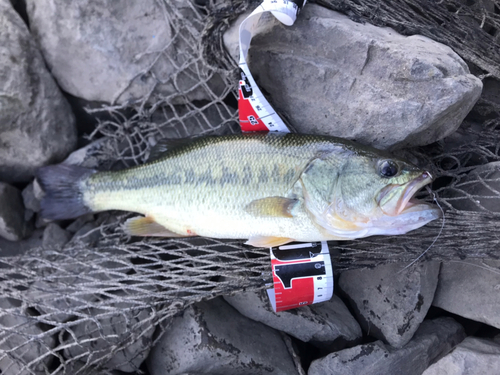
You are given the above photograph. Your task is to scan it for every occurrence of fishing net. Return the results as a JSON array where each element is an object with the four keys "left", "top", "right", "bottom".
[{"left": 1, "top": 0, "right": 500, "bottom": 374}]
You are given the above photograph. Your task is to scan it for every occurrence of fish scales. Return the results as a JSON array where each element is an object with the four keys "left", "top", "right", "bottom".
[
  {"left": 37, "top": 133, "right": 441, "bottom": 246},
  {"left": 84, "top": 134, "right": 344, "bottom": 241}
]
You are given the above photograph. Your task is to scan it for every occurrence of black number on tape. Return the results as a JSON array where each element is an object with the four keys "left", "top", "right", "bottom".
[{"left": 274, "top": 261, "right": 326, "bottom": 288}]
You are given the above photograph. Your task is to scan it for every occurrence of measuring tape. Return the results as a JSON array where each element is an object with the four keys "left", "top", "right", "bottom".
[
  {"left": 237, "top": 0, "right": 334, "bottom": 312},
  {"left": 267, "top": 242, "right": 334, "bottom": 312}
]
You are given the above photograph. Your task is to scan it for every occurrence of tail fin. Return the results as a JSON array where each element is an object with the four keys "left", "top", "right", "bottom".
[{"left": 36, "top": 164, "right": 96, "bottom": 220}]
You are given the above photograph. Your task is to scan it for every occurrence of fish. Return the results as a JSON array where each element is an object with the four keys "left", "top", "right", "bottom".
[{"left": 36, "top": 132, "right": 441, "bottom": 247}]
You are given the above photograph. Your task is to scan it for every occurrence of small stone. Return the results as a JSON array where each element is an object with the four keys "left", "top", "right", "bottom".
[
  {"left": 63, "top": 303, "right": 158, "bottom": 373},
  {"left": 0, "top": 0, "right": 77, "bottom": 183},
  {"left": 423, "top": 336, "right": 500, "bottom": 375},
  {"left": 308, "top": 317, "right": 465, "bottom": 375},
  {"left": 224, "top": 290, "right": 361, "bottom": 350},
  {"left": 42, "top": 223, "right": 71, "bottom": 249},
  {"left": 0, "top": 297, "right": 56, "bottom": 375},
  {"left": 147, "top": 297, "right": 299, "bottom": 375},
  {"left": 0, "top": 229, "right": 43, "bottom": 257},
  {"left": 22, "top": 181, "right": 41, "bottom": 213},
  {"left": 0, "top": 182, "right": 31, "bottom": 241},
  {"left": 62, "top": 137, "right": 116, "bottom": 170},
  {"left": 65, "top": 213, "right": 95, "bottom": 233},
  {"left": 339, "top": 261, "right": 440, "bottom": 348},
  {"left": 224, "top": 4, "right": 482, "bottom": 149},
  {"left": 70, "top": 222, "right": 100, "bottom": 246},
  {"left": 433, "top": 259, "right": 500, "bottom": 329}
]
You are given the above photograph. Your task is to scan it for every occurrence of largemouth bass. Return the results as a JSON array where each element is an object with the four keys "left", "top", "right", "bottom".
[{"left": 37, "top": 133, "right": 441, "bottom": 247}]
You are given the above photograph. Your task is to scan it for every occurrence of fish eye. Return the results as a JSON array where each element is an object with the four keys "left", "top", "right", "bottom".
[{"left": 379, "top": 160, "right": 399, "bottom": 178}]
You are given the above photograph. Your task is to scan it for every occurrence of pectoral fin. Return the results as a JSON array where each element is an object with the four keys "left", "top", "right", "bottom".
[
  {"left": 124, "top": 216, "right": 184, "bottom": 237},
  {"left": 244, "top": 197, "right": 298, "bottom": 218},
  {"left": 245, "top": 236, "right": 294, "bottom": 248}
]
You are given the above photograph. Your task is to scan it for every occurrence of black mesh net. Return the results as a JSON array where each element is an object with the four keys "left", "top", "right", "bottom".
[{"left": 1, "top": 0, "right": 499, "bottom": 373}]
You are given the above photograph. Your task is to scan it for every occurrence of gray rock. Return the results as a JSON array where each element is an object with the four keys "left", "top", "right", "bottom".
[
  {"left": 0, "top": 229, "right": 43, "bottom": 257},
  {"left": 224, "top": 289, "right": 361, "bottom": 349},
  {"left": 433, "top": 260, "right": 500, "bottom": 329},
  {"left": 147, "top": 297, "right": 299, "bottom": 375},
  {"left": 62, "top": 137, "right": 116, "bottom": 170},
  {"left": 444, "top": 162, "right": 500, "bottom": 212},
  {"left": 339, "top": 261, "right": 440, "bottom": 348},
  {"left": 25, "top": 0, "right": 222, "bottom": 105},
  {"left": 308, "top": 317, "right": 465, "bottom": 375},
  {"left": 63, "top": 302, "right": 157, "bottom": 373},
  {"left": 0, "top": 297, "right": 56, "bottom": 375},
  {"left": 65, "top": 213, "right": 95, "bottom": 233},
  {"left": 0, "top": 182, "right": 31, "bottom": 241},
  {"left": 22, "top": 181, "right": 41, "bottom": 213},
  {"left": 224, "top": 4, "right": 482, "bottom": 149},
  {"left": 70, "top": 222, "right": 100, "bottom": 246},
  {"left": 0, "top": 0, "right": 76, "bottom": 183},
  {"left": 42, "top": 223, "right": 71, "bottom": 249},
  {"left": 25, "top": 249, "right": 130, "bottom": 323},
  {"left": 423, "top": 336, "right": 500, "bottom": 375}
]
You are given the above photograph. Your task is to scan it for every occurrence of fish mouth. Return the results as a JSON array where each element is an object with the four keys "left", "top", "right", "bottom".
[{"left": 378, "top": 172, "right": 435, "bottom": 216}]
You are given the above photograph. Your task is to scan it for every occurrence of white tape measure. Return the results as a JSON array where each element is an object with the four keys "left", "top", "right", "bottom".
[{"left": 237, "top": 0, "right": 334, "bottom": 312}]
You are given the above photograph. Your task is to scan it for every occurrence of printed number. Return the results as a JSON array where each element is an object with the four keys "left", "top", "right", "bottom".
[
  {"left": 248, "top": 115, "right": 259, "bottom": 125},
  {"left": 268, "top": 121, "right": 274, "bottom": 128},
  {"left": 256, "top": 105, "right": 262, "bottom": 111},
  {"left": 298, "top": 301, "right": 308, "bottom": 306}
]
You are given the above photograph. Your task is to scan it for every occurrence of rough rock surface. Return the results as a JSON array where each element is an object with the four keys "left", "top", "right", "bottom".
[
  {"left": 444, "top": 162, "right": 500, "bottom": 212},
  {"left": 25, "top": 0, "right": 222, "bottom": 105},
  {"left": 339, "top": 261, "right": 440, "bottom": 348},
  {"left": 422, "top": 337, "right": 500, "bottom": 375},
  {"left": 42, "top": 223, "right": 71, "bottom": 249},
  {"left": 0, "top": 297, "right": 56, "bottom": 375},
  {"left": 147, "top": 297, "right": 298, "bottom": 375},
  {"left": 63, "top": 303, "right": 156, "bottom": 373},
  {"left": 433, "top": 260, "right": 500, "bottom": 329},
  {"left": 308, "top": 317, "right": 465, "bottom": 375},
  {"left": 224, "top": 4, "right": 482, "bottom": 149},
  {"left": 224, "top": 289, "right": 361, "bottom": 349},
  {"left": 0, "top": 229, "right": 43, "bottom": 257},
  {"left": 0, "top": 182, "right": 31, "bottom": 241},
  {"left": 0, "top": 0, "right": 77, "bottom": 183}
]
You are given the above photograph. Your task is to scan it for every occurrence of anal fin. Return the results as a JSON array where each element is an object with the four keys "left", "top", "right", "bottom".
[
  {"left": 124, "top": 216, "right": 184, "bottom": 237},
  {"left": 245, "top": 236, "right": 294, "bottom": 248}
]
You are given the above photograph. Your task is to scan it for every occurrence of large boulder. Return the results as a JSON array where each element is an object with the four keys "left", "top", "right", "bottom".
[
  {"left": 423, "top": 337, "right": 500, "bottom": 375},
  {"left": 25, "top": 0, "right": 223, "bottom": 105},
  {"left": 0, "top": 182, "right": 31, "bottom": 241},
  {"left": 308, "top": 317, "right": 465, "bottom": 375},
  {"left": 224, "top": 290, "right": 362, "bottom": 350},
  {"left": 147, "top": 297, "right": 298, "bottom": 375},
  {"left": 0, "top": 0, "right": 77, "bottom": 183},
  {"left": 338, "top": 261, "right": 440, "bottom": 348},
  {"left": 432, "top": 259, "right": 500, "bottom": 329},
  {"left": 224, "top": 4, "right": 482, "bottom": 149}
]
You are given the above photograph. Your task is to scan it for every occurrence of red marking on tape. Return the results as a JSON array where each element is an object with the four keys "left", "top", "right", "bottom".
[
  {"left": 271, "top": 258, "right": 316, "bottom": 312},
  {"left": 238, "top": 85, "right": 269, "bottom": 132}
]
